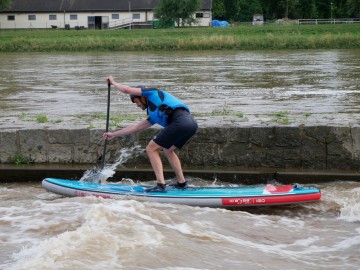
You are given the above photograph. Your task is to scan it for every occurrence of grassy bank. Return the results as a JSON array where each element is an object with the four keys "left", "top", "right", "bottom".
[{"left": 1, "top": 24, "right": 360, "bottom": 52}]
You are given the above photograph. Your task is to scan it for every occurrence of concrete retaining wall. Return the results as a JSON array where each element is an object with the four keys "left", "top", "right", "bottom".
[{"left": 0, "top": 126, "right": 359, "bottom": 170}]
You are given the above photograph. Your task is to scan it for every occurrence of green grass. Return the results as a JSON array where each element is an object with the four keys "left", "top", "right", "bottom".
[
  {"left": 35, "top": 114, "right": 48, "bottom": 123},
  {"left": 1, "top": 24, "right": 360, "bottom": 52},
  {"left": 271, "top": 111, "right": 290, "bottom": 124},
  {"left": 76, "top": 112, "right": 142, "bottom": 128}
]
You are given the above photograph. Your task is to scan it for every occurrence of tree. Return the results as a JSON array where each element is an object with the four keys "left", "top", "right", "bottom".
[
  {"left": 212, "top": 0, "right": 226, "bottom": 20},
  {"left": 280, "top": 0, "right": 301, "bottom": 19},
  {"left": 238, "top": 0, "right": 263, "bottom": 21},
  {"left": 0, "top": 0, "right": 11, "bottom": 10},
  {"left": 259, "top": 0, "right": 279, "bottom": 20},
  {"left": 224, "top": 0, "right": 240, "bottom": 22},
  {"left": 154, "top": 0, "right": 202, "bottom": 28},
  {"left": 298, "top": 0, "right": 318, "bottom": 19},
  {"left": 347, "top": 0, "right": 360, "bottom": 17}
]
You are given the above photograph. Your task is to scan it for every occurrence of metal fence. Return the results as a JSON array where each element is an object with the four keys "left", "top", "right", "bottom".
[{"left": 298, "top": 18, "right": 360, "bottom": 25}]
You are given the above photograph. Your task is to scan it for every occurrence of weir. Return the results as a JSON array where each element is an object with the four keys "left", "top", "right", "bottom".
[{"left": 1, "top": 126, "right": 359, "bottom": 183}]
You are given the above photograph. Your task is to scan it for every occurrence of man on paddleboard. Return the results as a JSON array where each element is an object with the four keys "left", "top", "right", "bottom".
[{"left": 103, "top": 76, "right": 198, "bottom": 192}]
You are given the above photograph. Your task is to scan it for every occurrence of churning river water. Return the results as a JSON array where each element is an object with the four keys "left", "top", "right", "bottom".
[{"left": 0, "top": 179, "right": 360, "bottom": 269}]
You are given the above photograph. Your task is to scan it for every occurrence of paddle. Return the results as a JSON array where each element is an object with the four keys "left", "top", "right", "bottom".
[
  {"left": 100, "top": 80, "right": 111, "bottom": 170},
  {"left": 82, "top": 80, "right": 111, "bottom": 183}
]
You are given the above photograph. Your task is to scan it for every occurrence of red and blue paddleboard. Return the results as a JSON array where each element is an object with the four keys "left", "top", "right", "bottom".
[{"left": 42, "top": 178, "right": 321, "bottom": 208}]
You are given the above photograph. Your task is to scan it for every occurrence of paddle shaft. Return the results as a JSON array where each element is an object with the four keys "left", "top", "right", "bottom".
[{"left": 101, "top": 81, "right": 111, "bottom": 169}]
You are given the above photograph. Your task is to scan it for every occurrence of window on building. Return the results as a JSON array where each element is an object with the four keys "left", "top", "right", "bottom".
[
  {"left": 28, "top": 15, "right": 36, "bottom": 21},
  {"left": 196, "top": 12, "right": 210, "bottom": 18},
  {"left": 203, "top": 12, "right": 210, "bottom": 18},
  {"left": 112, "top": 14, "right": 119, "bottom": 20},
  {"left": 132, "top": 14, "right": 140, "bottom": 20},
  {"left": 70, "top": 15, "right": 78, "bottom": 20},
  {"left": 7, "top": 15, "right": 15, "bottom": 21},
  {"left": 49, "top": 15, "right": 57, "bottom": 20}
]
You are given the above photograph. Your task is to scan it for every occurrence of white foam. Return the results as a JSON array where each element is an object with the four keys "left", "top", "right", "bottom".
[
  {"left": 2, "top": 188, "right": 360, "bottom": 269},
  {"left": 319, "top": 182, "right": 360, "bottom": 223},
  {"left": 80, "top": 144, "right": 145, "bottom": 183},
  {"left": 8, "top": 199, "right": 164, "bottom": 270},
  {"left": 338, "top": 186, "right": 360, "bottom": 222}
]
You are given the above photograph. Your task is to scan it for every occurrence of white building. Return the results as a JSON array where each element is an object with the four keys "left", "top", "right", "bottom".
[{"left": 0, "top": 0, "right": 212, "bottom": 29}]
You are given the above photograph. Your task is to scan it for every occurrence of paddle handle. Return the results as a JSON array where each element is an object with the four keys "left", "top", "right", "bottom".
[
  {"left": 101, "top": 81, "right": 111, "bottom": 169},
  {"left": 105, "top": 80, "right": 111, "bottom": 133}
]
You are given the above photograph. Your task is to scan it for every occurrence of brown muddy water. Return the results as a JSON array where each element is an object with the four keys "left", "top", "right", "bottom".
[
  {"left": 0, "top": 179, "right": 360, "bottom": 269},
  {"left": 0, "top": 50, "right": 360, "bottom": 269},
  {"left": 0, "top": 49, "right": 359, "bottom": 129}
]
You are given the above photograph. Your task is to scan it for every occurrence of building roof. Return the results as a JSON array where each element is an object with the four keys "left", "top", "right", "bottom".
[{"left": 3, "top": 0, "right": 212, "bottom": 13}]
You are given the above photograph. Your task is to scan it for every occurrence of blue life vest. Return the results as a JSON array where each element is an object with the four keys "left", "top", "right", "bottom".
[{"left": 141, "top": 88, "right": 190, "bottom": 127}]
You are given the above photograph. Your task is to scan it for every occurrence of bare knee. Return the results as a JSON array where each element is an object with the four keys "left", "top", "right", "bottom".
[{"left": 146, "top": 140, "right": 162, "bottom": 155}]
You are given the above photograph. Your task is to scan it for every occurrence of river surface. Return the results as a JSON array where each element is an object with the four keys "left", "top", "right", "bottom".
[
  {"left": 0, "top": 179, "right": 360, "bottom": 269},
  {"left": 0, "top": 50, "right": 360, "bottom": 129}
]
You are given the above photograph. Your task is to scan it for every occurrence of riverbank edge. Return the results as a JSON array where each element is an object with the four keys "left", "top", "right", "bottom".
[
  {"left": 0, "top": 126, "right": 359, "bottom": 183},
  {"left": 1, "top": 164, "right": 359, "bottom": 184},
  {"left": 1, "top": 24, "right": 360, "bottom": 52}
]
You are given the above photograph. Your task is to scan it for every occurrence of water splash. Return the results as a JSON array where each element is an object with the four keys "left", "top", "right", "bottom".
[
  {"left": 80, "top": 144, "right": 145, "bottom": 183},
  {"left": 338, "top": 186, "right": 360, "bottom": 222}
]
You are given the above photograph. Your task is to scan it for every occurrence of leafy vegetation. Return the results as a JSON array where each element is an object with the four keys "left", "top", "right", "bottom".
[
  {"left": 17, "top": 112, "right": 63, "bottom": 124},
  {"left": 271, "top": 111, "right": 290, "bottom": 124},
  {"left": 76, "top": 112, "right": 143, "bottom": 128},
  {"left": 213, "top": 0, "right": 360, "bottom": 22},
  {"left": 154, "top": 0, "right": 201, "bottom": 27},
  {"left": 0, "top": 0, "right": 11, "bottom": 11},
  {"left": 13, "top": 155, "right": 32, "bottom": 165},
  {"left": 36, "top": 114, "right": 48, "bottom": 123}
]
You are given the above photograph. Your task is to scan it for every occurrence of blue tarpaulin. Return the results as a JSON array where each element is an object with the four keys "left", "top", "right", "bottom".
[{"left": 212, "top": 20, "right": 229, "bottom": 27}]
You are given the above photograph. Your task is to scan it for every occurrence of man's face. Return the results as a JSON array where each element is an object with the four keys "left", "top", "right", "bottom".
[{"left": 134, "top": 97, "right": 146, "bottom": 110}]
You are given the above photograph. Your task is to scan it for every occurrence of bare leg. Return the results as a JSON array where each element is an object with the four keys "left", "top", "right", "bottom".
[
  {"left": 163, "top": 146, "right": 186, "bottom": 183},
  {"left": 146, "top": 140, "right": 166, "bottom": 184}
]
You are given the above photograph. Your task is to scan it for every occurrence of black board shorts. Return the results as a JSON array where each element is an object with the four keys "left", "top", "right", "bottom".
[{"left": 153, "top": 108, "right": 198, "bottom": 149}]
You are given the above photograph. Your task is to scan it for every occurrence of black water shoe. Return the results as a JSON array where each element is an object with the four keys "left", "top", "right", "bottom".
[
  {"left": 145, "top": 183, "right": 167, "bottom": 192},
  {"left": 168, "top": 181, "right": 188, "bottom": 189}
]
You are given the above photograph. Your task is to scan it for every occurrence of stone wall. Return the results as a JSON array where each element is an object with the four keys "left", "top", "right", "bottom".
[{"left": 0, "top": 126, "right": 359, "bottom": 170}]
